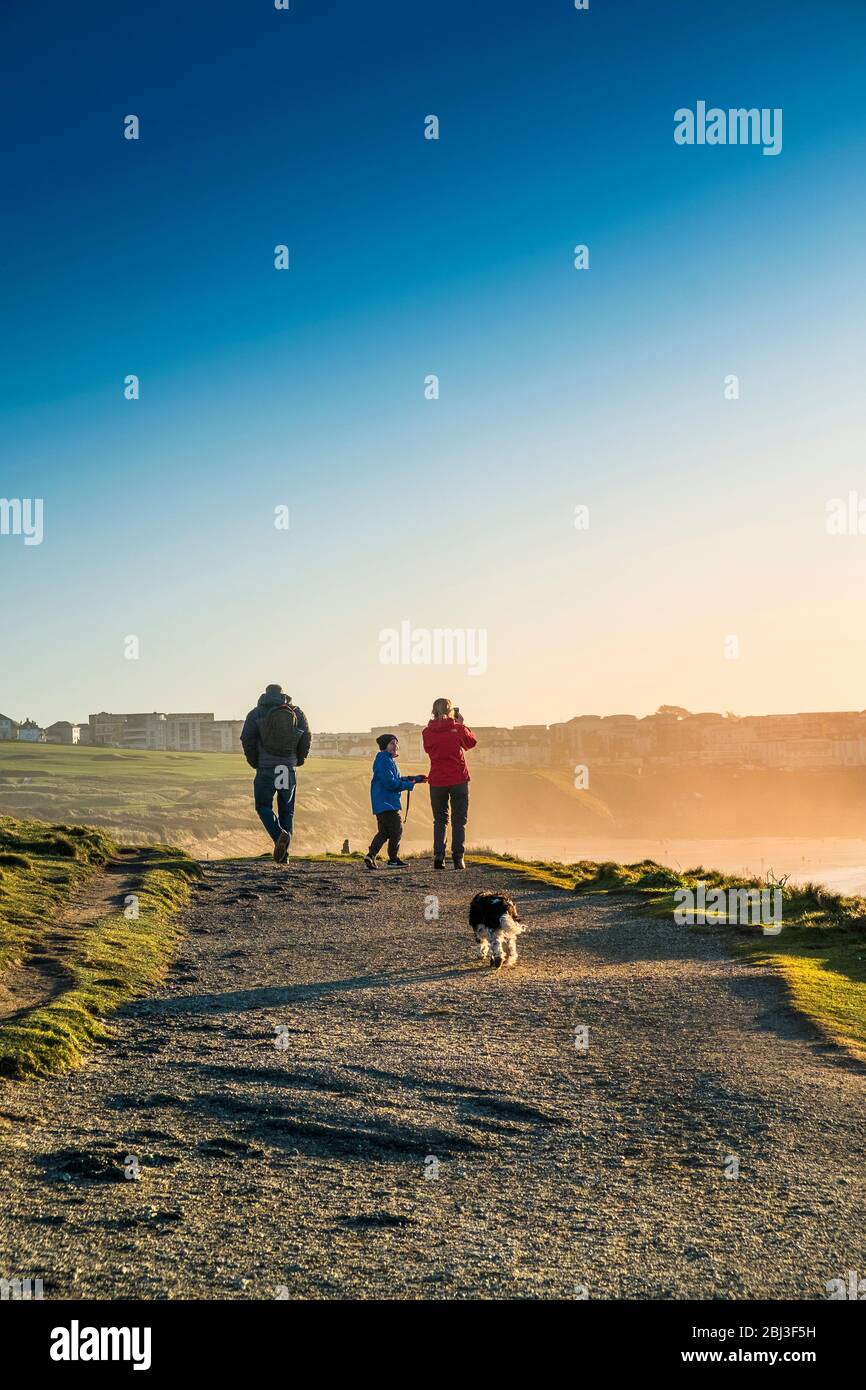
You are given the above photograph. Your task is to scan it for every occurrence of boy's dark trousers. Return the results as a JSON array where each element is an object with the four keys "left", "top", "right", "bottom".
[{"left": 368, "top": 810, "right": 403, "bottom": 861}]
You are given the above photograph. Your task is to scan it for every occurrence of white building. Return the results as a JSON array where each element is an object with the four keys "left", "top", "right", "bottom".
[{"left": 44, "top": 721, "right": 81, "bottom": 745}]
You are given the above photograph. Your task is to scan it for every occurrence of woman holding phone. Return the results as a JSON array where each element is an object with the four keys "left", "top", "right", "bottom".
[{"left": 422, "top": 698, "right": 477, "bottom": 870}]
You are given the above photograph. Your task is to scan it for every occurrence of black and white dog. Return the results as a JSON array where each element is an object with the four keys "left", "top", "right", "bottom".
[{"left": 468, "top": 891, "right": 525, "bottom": 968}]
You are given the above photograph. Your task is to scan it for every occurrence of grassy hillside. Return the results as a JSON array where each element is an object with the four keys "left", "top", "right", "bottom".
[
  {"left": 0, "top": 743, "right": 370, "bottom": 853},
  {"left": 0, "top": 816, "right": 199, "bottom": 1078}
]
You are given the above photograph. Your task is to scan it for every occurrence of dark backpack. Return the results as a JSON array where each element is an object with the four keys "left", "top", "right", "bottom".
[{"left": 260, "top": 704, "right": 301, "bottom": 757}]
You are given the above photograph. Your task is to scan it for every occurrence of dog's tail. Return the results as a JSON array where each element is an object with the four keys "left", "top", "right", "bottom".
[{"left": 500, "top": 913, "right": 524, "bottom": 934}]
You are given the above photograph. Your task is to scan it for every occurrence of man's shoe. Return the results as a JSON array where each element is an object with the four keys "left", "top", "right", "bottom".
[
  {"left": 433, "top": 859, "right": 445, "bottom": 870},
  {"left": 386, "top": 858, "right": 407, "bottom": 868},
  {"left": 453, "top": 857, "right": 466, "bottom": 870},
  {"left": 273, "top": 831, "right": 291, "bottom": 864},
  {"left": 363, "top": 855, "right": 377, "bottom": 870}
]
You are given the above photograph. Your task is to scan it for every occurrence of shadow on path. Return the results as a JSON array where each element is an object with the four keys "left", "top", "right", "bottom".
[{"left": 128, "top": 962, "right": 474, "bottom": 1018}]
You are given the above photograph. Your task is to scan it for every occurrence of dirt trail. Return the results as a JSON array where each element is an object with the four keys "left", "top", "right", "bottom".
[{"left": 0, "top": 859, "right": 864, "bottom": 1299}]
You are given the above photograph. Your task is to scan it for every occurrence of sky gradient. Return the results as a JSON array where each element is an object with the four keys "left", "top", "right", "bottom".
[{"left": 2, "top": 0, "right": 865, "bottom": 730}]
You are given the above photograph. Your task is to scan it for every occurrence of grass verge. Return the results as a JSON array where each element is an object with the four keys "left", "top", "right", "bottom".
[
  {"left": 0, "top": 816, "right": 116, "bottom": 975},
  {"left": 467, "top": 849, "right": 577, "bottom": 891},
  {"left": 0, "top": 816, "right": 200, "bottom": 1080}
]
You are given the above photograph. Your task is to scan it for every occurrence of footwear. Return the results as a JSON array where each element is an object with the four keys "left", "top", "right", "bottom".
[
  {"left": 433, "top": 859, "right": 445, "bottom": 870},
  {"left": 453, "top": 857, "right": 466, "bottom": 870},
  {"left": 273, "top": 831, "right": 291, "bottom": 864},
  {"left": 363, "top": 855, "right": 377, "bottom": 870},
  {"left": 386, "top": 858, "right": 407, "bottom": 868}
]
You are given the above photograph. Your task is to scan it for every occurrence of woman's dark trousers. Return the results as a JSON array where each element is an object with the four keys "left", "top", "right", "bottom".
[{"left": 429, "top": 783, "right": 469, "bottom": 861}]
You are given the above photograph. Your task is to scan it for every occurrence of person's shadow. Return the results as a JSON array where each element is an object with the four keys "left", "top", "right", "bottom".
[{"left": 127, "top": 962, "right": 474, "bottom": 1018}]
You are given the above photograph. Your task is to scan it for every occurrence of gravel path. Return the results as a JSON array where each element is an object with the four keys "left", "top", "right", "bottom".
[{"left": 0, "top": 859, "right": 864, "bottom": 1300}]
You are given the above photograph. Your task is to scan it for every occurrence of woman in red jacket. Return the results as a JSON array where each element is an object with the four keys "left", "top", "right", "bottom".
[{"left": 422, "top": 697, "right": 477, "bottom": 870}]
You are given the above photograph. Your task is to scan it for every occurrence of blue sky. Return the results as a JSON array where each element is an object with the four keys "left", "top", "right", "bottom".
[{"left": 2, "top": 0, "right": 865, "bottom": 730}]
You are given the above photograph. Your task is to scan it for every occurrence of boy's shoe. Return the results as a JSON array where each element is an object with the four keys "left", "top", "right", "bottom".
[
  {"left": 433, "top": 859, "right": 445, "bottom": 870},
  {"left": 386, "top": 858, "right": 407, "bottom": 868},
  {"left": 273, "top": 831, "right": 291, "bottom": 864},
  {"left": 453, "top": 857, "right": 466, "bottom": 870},
  {"left": 363, "top": 855, "right": 377, "bottom": 870}
]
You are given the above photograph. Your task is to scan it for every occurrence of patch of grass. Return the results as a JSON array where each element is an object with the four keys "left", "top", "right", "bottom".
[
  {"left": 0, "top": 818, "right": 200, "bottom": 1080},
  {"left": 0, "top": 816, "right": 115, "bottom": 976},
  {"left": 743, "top": 932, "right": 866, "bottom": 1061},
  {"left": 466, "top": 849, "right": 578, "bottom": 891},
  {"left": 568, "top": 861, "right": 866, "bottom": 931},
  {"left": 0, "top": 852, "right": 33, "bottom": 870}
]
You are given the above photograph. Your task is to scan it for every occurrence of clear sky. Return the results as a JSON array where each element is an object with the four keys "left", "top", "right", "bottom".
[{"left": 2, "top": 0, "right": 865, "bottom": 730}]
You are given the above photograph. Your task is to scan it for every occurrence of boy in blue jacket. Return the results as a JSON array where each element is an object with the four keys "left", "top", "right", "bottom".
[{"left": 365, "top": 733, "right": 426, "bottom": 869}]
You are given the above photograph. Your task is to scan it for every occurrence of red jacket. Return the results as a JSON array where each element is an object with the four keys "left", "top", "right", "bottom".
[{"left": 422, "top": 718, "right": 477, "bottom": 786}]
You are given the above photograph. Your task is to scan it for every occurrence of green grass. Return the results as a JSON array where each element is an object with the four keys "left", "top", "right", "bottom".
[
  {"left": 746, "top": 934, "right": 866, "bottom": 1061},
  {"left": 0, "top": 816, "right": 200, "bottom": 1080},
  {"left": 0, "top": 816, "right": 116, "bottom": 974},
  {"left": 467, "top": 849, "right": 577, "bottom": 891},
  {"left": 0, "top": 743, "right": 272, "bottom": 847},
  {"left": 0, "top": 743, "right": 368, "bottom": 846},
  {"left": 467, "top": 850, "right": 866, "bottom": 1058}
]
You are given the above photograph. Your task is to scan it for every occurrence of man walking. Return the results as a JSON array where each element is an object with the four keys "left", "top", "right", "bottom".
[{"left": 240, "top": 684, "right": 311, "bottom": 863}]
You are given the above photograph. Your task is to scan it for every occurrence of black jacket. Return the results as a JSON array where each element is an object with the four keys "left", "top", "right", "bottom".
[{"left": 240, "top": 691, "right": 311, "bottom": 771}]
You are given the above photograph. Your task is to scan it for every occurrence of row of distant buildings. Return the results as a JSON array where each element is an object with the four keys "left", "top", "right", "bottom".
[
  {"left": 4, "top": 707, "right": 866, "bottom": 771},
  {"left": 315, "top": 709, "right": 866, "bottom": 771},
  {"left": 0, "top": 712, "right": 244, "bottom": 753}
]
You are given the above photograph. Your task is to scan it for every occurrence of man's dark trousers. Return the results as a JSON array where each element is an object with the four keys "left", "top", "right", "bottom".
[
  {"left": 254, "top": 765, "right": 296, "bottom": 843},
  {"left": 429, "top": 783, "right": 469, "bottom": 861},
  {"left": 368, "top": 810, "right": 403, "bottom": 861}
]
